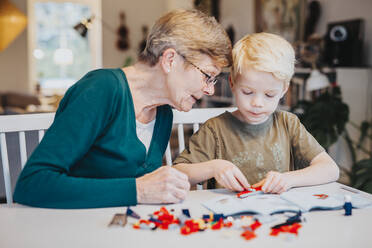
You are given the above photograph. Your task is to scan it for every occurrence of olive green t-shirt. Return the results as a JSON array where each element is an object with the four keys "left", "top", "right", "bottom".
[{"left": 174, "top": 110, "right": 324, "bottom": 186}]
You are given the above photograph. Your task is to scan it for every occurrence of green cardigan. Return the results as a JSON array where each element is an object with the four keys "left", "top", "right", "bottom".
[{"left": 13, "top": 69, "right": 173, "bottom": 209}]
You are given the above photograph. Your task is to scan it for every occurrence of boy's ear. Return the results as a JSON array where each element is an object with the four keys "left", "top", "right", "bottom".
[{"left": 280, "top": 83, "right": 289, "bottom": 98}]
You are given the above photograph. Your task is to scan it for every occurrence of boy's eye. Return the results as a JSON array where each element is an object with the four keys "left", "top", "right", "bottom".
[
  {"left": 266, "top": 94, "right": 276, "bottom": 98},
  {"left": 242, "top": 90, "right": 252, "bottom": 95}
]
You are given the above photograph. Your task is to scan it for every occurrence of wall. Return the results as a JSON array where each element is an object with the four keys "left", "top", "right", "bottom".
[
  {"left": 1, "top": 0, "right": 371, "bottom": 94},
  {"left": 315, "top": 0, "right": 372, "bottom": 66},
  {"left": 0, "top": 0, "right": 28, "bottom": 93},
  {"left": 220, "top": 0, "right": 254, "bottom": 44},
  {"left": 102, "top": 0, "right": 167, "bottom": 68}
]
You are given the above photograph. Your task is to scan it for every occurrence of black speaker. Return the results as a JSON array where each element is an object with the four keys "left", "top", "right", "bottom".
[{"left": 324, "top": 19, "right": 364, "bottom": 67}]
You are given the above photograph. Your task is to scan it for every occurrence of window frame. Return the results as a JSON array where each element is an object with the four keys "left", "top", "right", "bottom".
[{"left": 27, "top": 0, "right": 102, "bottom": 94}]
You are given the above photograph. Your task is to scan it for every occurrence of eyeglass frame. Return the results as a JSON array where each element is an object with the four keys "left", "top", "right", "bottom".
[{"left": 178, "top": 54, "right": 218, "bottom": 86}]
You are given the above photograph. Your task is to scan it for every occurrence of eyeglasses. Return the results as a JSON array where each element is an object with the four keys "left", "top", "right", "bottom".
[{"left": 179, "top": 54, "right": 218, "bottom": 86}]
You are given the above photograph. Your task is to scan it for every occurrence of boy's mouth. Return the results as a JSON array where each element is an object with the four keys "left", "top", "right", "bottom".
[{"left": 249, "top": 111, "right": 264, "bottom": 116}]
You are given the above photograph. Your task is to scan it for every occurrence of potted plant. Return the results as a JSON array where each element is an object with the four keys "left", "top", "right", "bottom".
[
  {"left": 292, "top": 85, "right": 349, "bottom": 150},
  {"left": 346, "top": 121, "right": 372, "bottom": 193}
]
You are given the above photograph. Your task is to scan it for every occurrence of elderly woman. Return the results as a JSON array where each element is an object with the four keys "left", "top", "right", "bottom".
[{"left": 13, "top": 9, "right": 232, "bottom": 208}]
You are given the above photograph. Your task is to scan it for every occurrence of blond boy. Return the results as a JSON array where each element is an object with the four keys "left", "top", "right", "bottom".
[{"left": 174, "top": 33, "right": 339, "bottom": 193}]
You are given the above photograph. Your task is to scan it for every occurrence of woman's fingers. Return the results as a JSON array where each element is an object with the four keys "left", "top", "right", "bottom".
[
  {"left": 136, "top": 166, "right": 190, "bottom": 204},
  {"left": 167, "top": 186, "right": 188, "bottom": 202}
]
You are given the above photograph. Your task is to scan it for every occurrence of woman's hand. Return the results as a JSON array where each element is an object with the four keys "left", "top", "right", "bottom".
[
  {"left": 252, "top": 171, "right": 293, "bottom": 194},
  {"left": 136, "top": 166, "right": 190, "bottom": 204},
  {"left": 213, "top": 160, "right": 250, "bottom": 192}
]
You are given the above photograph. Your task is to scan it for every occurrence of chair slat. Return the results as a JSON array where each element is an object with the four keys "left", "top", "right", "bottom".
[
  {"left": 0, "top": 113, "right": 55, "bottom": 132},
  {"left": 0, "top": 113, "right": 55, "bottom": 204},
  {"left": 1, "top": 133, "right": 13, "bottom": 205},
  {"left": 177, "top": 124, "right": 185, "bottom": 153},
  {"left": 19, "top": 131, "right": 27, "bottom": 168},
  {"left": 165, "top": 142, "right": 172, "bottom": 166},
  {"left": 38, "top": 130, "right": 45, "bottom": 143},
  {"left": 193, "top": 123, "right": 199, "bottom": 133}
]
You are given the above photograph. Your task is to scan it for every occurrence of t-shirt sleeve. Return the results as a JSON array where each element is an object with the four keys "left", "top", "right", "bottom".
[
  {"left": 285, "top": 112, "right": 325, "bottom": 170},
  {"left": 173, "top": 122, "right": 218, "bottom": 164},
  {"left": 13, "top": 70, "right": 137, "bottom": 208}
]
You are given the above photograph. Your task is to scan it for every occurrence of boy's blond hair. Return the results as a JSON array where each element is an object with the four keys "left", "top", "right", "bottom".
[
  {"left": 231, "top": 32, "right": 295, "bottom": 85},
  {"left": 139, "top": 9, "right": 232, "bottom": 68}
]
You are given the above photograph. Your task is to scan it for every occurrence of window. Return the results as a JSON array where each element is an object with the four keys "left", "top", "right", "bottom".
[{"left": 28, "top": 0, "right": 102, "bottom": 95}]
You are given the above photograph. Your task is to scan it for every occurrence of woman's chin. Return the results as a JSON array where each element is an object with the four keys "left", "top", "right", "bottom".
[{"left": 179, "top": 102, "right": 193, "bottom": 112}]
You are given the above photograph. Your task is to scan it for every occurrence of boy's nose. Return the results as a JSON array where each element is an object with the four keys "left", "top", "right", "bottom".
[
  {"left": 251, "top": 96, "right": 264, "bottom": 107},
  {"left": 203, "top": 84, "right": 215, "bottom": 96}
]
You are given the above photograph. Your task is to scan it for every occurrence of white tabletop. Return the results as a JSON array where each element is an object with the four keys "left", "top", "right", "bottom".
[{"left": 1, "top": 182, "right": 371, "bottom": 248}]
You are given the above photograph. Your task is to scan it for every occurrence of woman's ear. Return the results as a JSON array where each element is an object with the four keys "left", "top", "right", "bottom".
[{"left": 160, "top": 48, "right": 177, "bottom": 73}]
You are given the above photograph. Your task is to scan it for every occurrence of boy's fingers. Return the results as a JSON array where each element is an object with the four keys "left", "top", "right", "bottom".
[
  {"left": 252, "top": 179, "right": 265, "bottom": 188},
  {"left": 217, "top": 174, "right": 234, "bottom": 191},
  {"left": 223, "top": 177, "right": 235, "bottom": 191},
  {"left": 262, "top": 174, "right": 274, "bottom": 192},
  {"left": 266, "top": 174, "right": 281, "bottom": 193},
  {"left": 233, "top": 169, "right": 250, "bottom": 189},
  {"left": 230, "top": 178, "right": 244, "bottom": 192},
  {"left": 271, "top": 179, "right": 284, "bottom": 193},
  {"left": 225, "top": 171, "right": 243, "bottom": 191}
]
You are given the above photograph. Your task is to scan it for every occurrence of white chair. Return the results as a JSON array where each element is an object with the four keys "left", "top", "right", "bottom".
[
  {"left": 0, "top": 113, "right": 55, "bottom": 205},
  {"left": 0, "top": 107, "right": 236, "bottom": 205}
]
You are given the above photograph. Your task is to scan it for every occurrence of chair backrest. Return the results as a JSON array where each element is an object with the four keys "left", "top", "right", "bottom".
[
  {"left": 165, "top": 107, "right": 236, "bottom": 166},
  {"left": 0, "top": 113, "right": 55, "bottom": 204},
  {"left": 0, "top": 107, "right": 236, "bottom": 204}
]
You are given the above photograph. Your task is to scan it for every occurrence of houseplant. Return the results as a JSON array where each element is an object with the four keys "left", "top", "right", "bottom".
[{"left": 292, "top": 85, "right": 349, "bottom": 150}]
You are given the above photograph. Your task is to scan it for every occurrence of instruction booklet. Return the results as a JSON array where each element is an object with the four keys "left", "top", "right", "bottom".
[{"left": 202, "top": 188, "right": 372, "bottom": 216}]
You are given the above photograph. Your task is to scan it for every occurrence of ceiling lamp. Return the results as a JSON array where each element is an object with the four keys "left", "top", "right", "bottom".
[{"left": 0, "top": 0, "right": 27, "bottom": 52}]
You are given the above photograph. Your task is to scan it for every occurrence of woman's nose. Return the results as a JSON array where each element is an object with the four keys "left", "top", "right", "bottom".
[{"left": 203, "top": 83, "right": 215, "bottom": 96}]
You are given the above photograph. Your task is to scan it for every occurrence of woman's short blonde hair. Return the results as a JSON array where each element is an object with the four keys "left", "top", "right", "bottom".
[
  {"left": 231, "top": 32, "right": 295, "bottom": 85},
  {"left": 139, "top": 9, "right": 232, "bottom": 68}
]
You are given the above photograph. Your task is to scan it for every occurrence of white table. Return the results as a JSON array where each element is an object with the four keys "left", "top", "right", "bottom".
[{"left": 1, "top": 182, "right": 371, "bottom": 248}]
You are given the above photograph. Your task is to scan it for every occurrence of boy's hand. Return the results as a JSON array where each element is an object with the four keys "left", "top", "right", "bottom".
[
  {"left": 213, "top": 159, "right": 250, "bottom": 192},
  {"left": 252, "top": 171, "right": 293, "bottom": 194}
]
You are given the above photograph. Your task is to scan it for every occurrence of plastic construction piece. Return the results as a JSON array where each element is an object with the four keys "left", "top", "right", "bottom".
[
  {"left": 344, "top": 195, "right": 352, "bottom": 216},
  {"left": 313, "top": 194, "right": 329, "bottom": 199},
  {"left": 182, "top": 209, "right": 191, "bottom": 218},
  {"left": 180, "top": 220, "right": 201, "bottom": 235},
  {"left": 237, "top": 186, "right": 263, "bottom": 198},
  {"left": 239, "top": 219, "right": 262, "bottom": 240},
  {"left": 132, "top": 206, "right": 265, "bottom": 241},
  {"left": 108, "top": 213, "right": 127, "bottom": 227},
  {"left": 241, "top": 230, "right": 257, "bottom": 240},
  {"left": 211, "top": 218, "right": 224, "bottom": 230},
  {"left": 250, "top": 220, "right": 262, "bottom": 231},
  {"left": 270, "top": 223, "right": 302, "bottom": 236},
  {"left": 271, "top": 211, "right": 302, "bottom": 229},
  {"left": 270, "top": 212, "right": 303, "bottom": 236},
  {"left": 126, "top": 207, "right": 141, "bottom": 219},
  {"left": 202, "top": 213, "right": 224, "bottom": 221}
]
